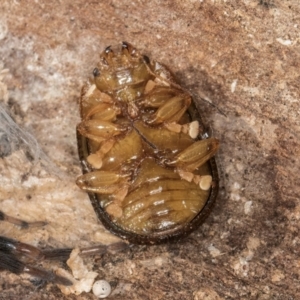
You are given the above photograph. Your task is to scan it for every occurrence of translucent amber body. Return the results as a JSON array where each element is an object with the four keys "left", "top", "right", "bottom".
[{"left": 76, "top": 42, "right": 219, "bottom": 244}]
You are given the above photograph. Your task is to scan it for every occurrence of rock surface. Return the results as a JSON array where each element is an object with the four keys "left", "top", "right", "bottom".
[{"left": 0, "top": 1, "right": 299, "bottom": 299}]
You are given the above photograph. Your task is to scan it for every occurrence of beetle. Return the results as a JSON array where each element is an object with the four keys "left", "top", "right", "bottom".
[
  {"left": 76, "top": 42, "right": 219, "bottom": 244},
  {"left": 0, "top": 42, "right": 219, "bottom": 286}
]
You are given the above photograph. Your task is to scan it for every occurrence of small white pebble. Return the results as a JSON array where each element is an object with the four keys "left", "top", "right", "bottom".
[
  {"left": 0, "top": 21, "right": 8, "bottom": 40},
  {"left": 276, "top": 37, "right": 292, "bottom": 46},
  {"left": 208, "top": 244, "right": 221, "bottom": 258},
  {"left": 231, "top": 79, "right": 238, "bottom": 93},
  {"left": 244, "top": 201, "right": 253, "bottom": 215},
  {"left": 93, "top": 280, "right": 111, "bottom": 298}
]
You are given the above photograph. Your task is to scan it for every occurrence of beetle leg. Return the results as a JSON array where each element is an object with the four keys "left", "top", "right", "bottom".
[
  {"left": 141, "top": 84, "right": 199, "bottom": 137},
  {"left": 77, "top": 100, "right": 126, "bottom": 167},
  {"left": 193, "top": 174, "right": 214, "bottom": 191},
  {"left": 145, "top": 92, "right": 191, "bottom": 125},
  {"left": 166, "top": 137, "right": 219, "bottom": 171},
  {"left": 177, "top": 169, "right": 214, "bottom": 191},
  {"left": 141, "top": 84, "right": 190, "bottom": 125},
  {"left": 100, "top": 45, "right": 115, "bottom": 65},
  {"left": 78, "top": 100, "right": 124, "bottom": 167},
  {"left": 76, "top": 171, "right": 132, "bottom": 219},
  {"left": 142, "top": 85, "right": 179, "bottom": 105},
  {"left": 165, "top": 137, "right": 219, "bottom": 189},
  {"left": 84, "top": 102, "right": 120, "bottom": 121},
  {"left": 105, "top": 189, "right": 128, "bottom": 218},
  {"left": 164, "top": 120, "right": 200, "bottom": 139},
  {"left": 80, "top": 81, "right": 115, "bottom": 118},
  {"left": 76, "top": 170, "right": 130, "bottom": 197},
  {"left": 77, "top": 120, "right": 128, "bottom": 143},
  {"left": 86, "top": 138, "right": 116, "bottom": 169},
  {"left": 121, "top": 41, "right": 138, "bottom": 56}
]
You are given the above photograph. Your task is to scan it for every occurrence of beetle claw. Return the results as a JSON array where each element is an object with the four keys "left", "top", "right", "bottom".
[
  {"left": 104, "top": 45, "right": 112, "bottom": 54},
  {"left": 122, "top": 41, "right": 136, "bottom": 56}
]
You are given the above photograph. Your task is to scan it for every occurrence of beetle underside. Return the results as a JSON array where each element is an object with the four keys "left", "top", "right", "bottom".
[{"left": 76, "top": 42, "right": 219, "bottom": 244}]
